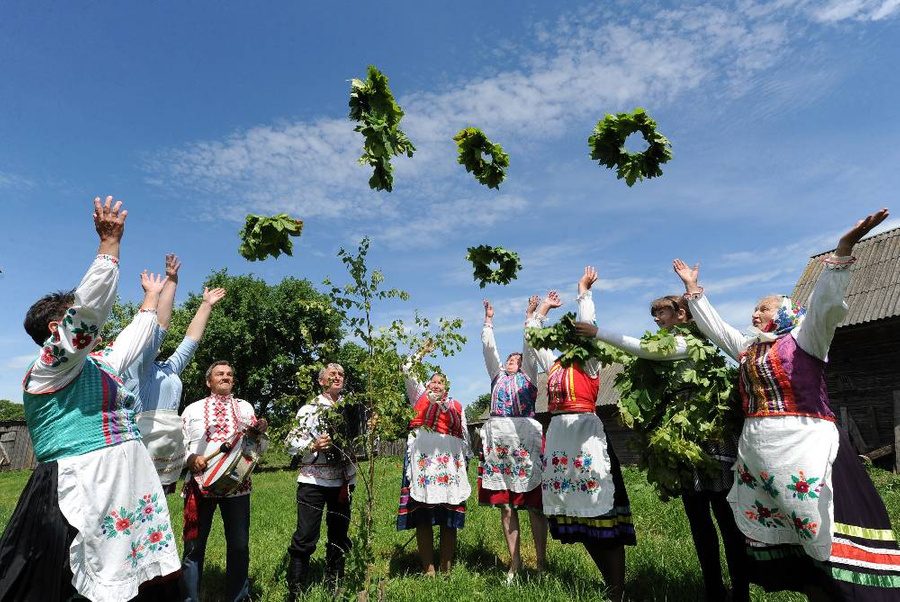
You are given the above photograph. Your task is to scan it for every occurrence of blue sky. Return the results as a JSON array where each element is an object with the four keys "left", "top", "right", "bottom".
[{"left": 2, "top": 1, "right": 899, "bottom": 406}]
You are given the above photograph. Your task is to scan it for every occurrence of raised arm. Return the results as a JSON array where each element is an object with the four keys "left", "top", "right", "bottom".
[
  {"left": 157, "top": 254, "right": 181, "bottom": 330},
  {"left": 524, "top": 291, "right": 561, "bottom": 374},
  {"left": 481, "top": 299, "right": 502, "bottom": 379},
  {"left": 795, "top": 208, "right": 889, "bottom": 360},
  {"left": 162, "top": 287, "right": 226, "bottom": 376},
  {"left": 27, "top": 197, "right": 126, "bottom": 393},
  {"left": 575, "top": 321, "right": 689, "bottom": 360},
  {"left": 101, "top": 271, "right": 167, "bottom": 374},
  {"left": 576, "top": 267, "right": 603, "bottom": 377},
  {"left": 673, "top": 259, "right": 750, "bottom": 360},
  {"left": 520, "top": 294, "right": 541, "bottom": 381},
  {"left": 402, "top": 343, "right": 432, "bottom": 404}
]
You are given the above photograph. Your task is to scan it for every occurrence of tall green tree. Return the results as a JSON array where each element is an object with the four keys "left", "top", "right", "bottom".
[
  {"left": 465, "top": 392, "right": 491, "bottom": 423},
  {"left": 0, "top": 400, "right": 25, "bottom": 421}
]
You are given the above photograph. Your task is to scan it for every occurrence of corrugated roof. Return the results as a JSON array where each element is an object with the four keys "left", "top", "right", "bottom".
[{"left": 792, "top": 226, "right": 900, "bottom": 327}]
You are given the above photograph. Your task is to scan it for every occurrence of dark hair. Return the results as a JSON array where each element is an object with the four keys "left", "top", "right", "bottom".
[
  {"left": 649, "top": 295, "right": 692, "bottom": 321},
  {"left": 24, "top": 289, "right": 75, "bottom": 346},
  {"left": 505, "top": 352, "right": 523, "bottom": 368},
  {"left": 205, "top": 360, "right": 233, "bottom": 381}
]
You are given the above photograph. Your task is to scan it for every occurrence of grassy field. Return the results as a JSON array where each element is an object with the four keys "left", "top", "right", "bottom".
[{"left": 3, "top": 453, "right": 900, "bottom": 601}]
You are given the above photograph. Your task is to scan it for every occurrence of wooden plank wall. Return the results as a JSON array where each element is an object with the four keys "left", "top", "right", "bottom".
[{"left": 0, "top": 421, "right": 37, "bottom": 471}]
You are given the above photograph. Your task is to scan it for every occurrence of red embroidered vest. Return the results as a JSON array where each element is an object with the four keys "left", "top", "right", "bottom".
[
  {"left": 547, "top": 361, "right": 599, "bottom": 414},
  {"left": 409, "top": 391, "right": 464, "bottom": 439}
]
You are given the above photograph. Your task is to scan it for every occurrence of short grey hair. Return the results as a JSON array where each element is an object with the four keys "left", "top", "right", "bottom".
[
  {"left": 318, "top": 363, "right": 345, "bottom": 383},
  {"left": 205, "top": 360, "right": 232, "bottom": 381}
]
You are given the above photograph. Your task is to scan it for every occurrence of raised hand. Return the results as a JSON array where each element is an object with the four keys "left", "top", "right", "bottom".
[
  {"left": 545, "top": 290, "right": 562, "bottom": 309},
  {"left": 203, "top": 287, "right": 227, "bottom": 307},
  {"left": 578, "top": 266, "right": 598, "bottom": 294},
  {"left": 836, "top": 208, "right": 890, "bottom": 256},
  {"left": 483, "top": 299, "right": 494, "bottom": 321},
  {"left": 672, "top": 259, "right": 702, "bottom": 294},
  {"left": 93, "top": 195, "right": 127, "bottom": 242},
  {"left": 526, "top": 294, "right": 540, "bottom": 320},
  {"left": 165, "top": 254, "right": 182, "bottom": 280},
  {"left": 574, "top": 321, "right": 599, "bottom": 338},
  {"left": 140, "top": 271, "right": 168, "bottom": 295}
]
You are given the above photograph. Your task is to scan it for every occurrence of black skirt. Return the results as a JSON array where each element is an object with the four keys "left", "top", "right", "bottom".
[{"left": 0, "top": 461, "right": 77, "bottom": 602}]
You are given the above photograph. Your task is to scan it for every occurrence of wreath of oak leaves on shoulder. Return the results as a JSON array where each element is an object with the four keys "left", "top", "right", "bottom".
[
  {"left": 589, "top": 108, "right": 673, "bottom": 187},
  {"left": 613, "top": 323, "right": 742, "bottom": 501},
  {"left": 238, "top": 213, "right": 304, "bottom": 261},
  {"left": 453, "top": 128, "right": 509, "bottom": 189},
  {"left": 525, "top": 312, "right": 625, "bottom": 368},
  {"left": 466, "top": 245, "right": 522, "bottom": 288},
  {"left": 349, "top": 65, "right": 416, "bottom": 192}
]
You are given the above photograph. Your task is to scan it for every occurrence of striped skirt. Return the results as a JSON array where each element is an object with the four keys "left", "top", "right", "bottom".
[{"left": 747, "top": 428, "right": 900, "bottom": 599}]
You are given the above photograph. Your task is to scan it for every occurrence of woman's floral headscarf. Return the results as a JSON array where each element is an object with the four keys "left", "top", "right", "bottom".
[{"left": 748, "top": 296, "right": 806, "bottom": 343}]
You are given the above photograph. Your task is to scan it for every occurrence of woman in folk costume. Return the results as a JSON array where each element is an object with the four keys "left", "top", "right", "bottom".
[
  {"left": 526, "top": 273, "right": 636, "bottom": 602},
  {"left": 575, "top": 294, "right": 749, "bottom": 602},
  {"left": 673, "top": 208, "right": 900, "bottom": 601},
  {"left": 0, "top": 197, "right": 181, "bottom": 602},
  {"left": 125, "top": 252, "right": 226, "bottom": 494},
  {"left": 397, "top": 344, "right": 471, "bottom": 576},
  {"left": 480, "top": 297, "right": 549, "bottom": 581}
]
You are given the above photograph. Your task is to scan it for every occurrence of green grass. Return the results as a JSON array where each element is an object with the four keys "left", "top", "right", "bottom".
[{"left": 3, "top": 455, "right": 900, "bottom": 601}]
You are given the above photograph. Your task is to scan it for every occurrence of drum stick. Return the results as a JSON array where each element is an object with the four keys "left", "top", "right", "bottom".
[{"left": 204, "top": 441, "right": 233, "bottom": 463}]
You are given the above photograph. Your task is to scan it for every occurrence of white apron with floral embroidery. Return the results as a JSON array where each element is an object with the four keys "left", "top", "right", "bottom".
[
  {"left": 136, "top": 410, "right": 185, "bottom": 486},
  {"left": 542, "top": 413, "right": 614, "bottom": 518},
  {"left": 406, "top": 428, "right": 471, "bottom": 505},
  {"left": 480, "top": 417, "right": 543, "bottom": 493},
  {"left": 57, "top": 439, "right": 181, "bottom": 602},
  {"left": 728, "top": 415, "right": 839, "bottom": 561}
]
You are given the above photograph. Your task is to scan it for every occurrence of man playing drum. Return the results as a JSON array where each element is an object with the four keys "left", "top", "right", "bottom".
[
  {"left": 180, "top": 360, "right": 267, "bottom": 602},
  {"left": 285, "top": 363, "right": 358, "bottom": 599}
]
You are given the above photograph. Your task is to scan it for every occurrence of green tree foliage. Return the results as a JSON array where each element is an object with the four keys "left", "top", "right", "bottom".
[
  {"left": 614, "top": 324, "right": 742, "bottom": 501},
  {"left": 0, "top": 400, "right": 25, "bottom": 421},
  {"left": 525, "top": 312, "right": 624, "bottom": 368},
  {"left": 465, "top": 392, "right": 492, "bottom": 423},
  {"left": 103, "top": 270, "right": 349, "bottom": 431}
]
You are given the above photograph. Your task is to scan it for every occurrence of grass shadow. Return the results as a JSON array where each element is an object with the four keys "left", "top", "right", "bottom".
[{"left": 624, "top": 562, "right": 706, "bottom": 601}]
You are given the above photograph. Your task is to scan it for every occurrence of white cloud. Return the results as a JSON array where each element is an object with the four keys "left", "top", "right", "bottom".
[{"left": 809, "top": 0, "right": 900, "bottom": 21}]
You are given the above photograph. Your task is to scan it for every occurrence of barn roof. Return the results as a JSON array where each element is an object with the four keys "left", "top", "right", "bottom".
[{"left": 792, "top": 226, "right": 900, "bottom": 327}]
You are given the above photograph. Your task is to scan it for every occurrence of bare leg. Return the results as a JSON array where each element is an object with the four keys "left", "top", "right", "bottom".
[
  {"left": 585, "top": 543, "right": 626, "bottom": 602},
  {"left": 527, "top": 509, "right": 549, "bottom": 571},
  {"left": 439, "top": 526, "right": 457, "bottom": 574},
  {"left": 416, "top": 525, "right": 435, "bottom": 576},
  {"left": 500, "top": 507, "right": 521, "bottom": 574}
]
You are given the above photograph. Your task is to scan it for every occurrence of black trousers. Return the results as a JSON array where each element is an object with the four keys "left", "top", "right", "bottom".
[
  {"left": 681, "top": 490, "right": 750, "bottom": 602},
  {"left": 288, "top": 483, "right": 353, "bottom": 572}
]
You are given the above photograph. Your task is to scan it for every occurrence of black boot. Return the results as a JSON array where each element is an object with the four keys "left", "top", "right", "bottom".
[
  {"left": 324, "top": 553, "right": 346, "bottom": 593},
  {"left": 287, "top": 556, "right": 309, "bottom": 602}
]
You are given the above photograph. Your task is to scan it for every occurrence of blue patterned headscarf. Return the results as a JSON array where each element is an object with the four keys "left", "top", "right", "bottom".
[{"left": 749, "top": 296, "right": 806, "bottom": 342}]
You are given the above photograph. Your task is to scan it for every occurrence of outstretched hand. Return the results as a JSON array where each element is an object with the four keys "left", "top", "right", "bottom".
[
  {"left": 93, "top": 196, "right": 127, "bottom": 242},
  {"left": 203, "top": 287, "right": 226, "bottom": 306},
  {"left": 140, "top": 271, "right": 168, "bottom": 295},
  {"left": 165, "top": 254, "right": 182, "bottom": 280},
  {"left": 545, "top": 290, "right": 562, "bottom": 309},
  {"left": 483, "top": 299, "right": 494, "bottom": 320},
  {"left": 574, "top": 321, "right": 599, "bottom": 338},
  {"left": 578, "top": 266, "right": 598, "bottom": 294},
  {"left": 836, "top": 208, "right": 890, "bottom": 256},
  {"left": 526, "top": 294, "right": 540, "bottom": 319},
  {"left": 672, "top": 259, "right": 702, "bottom": 294}
]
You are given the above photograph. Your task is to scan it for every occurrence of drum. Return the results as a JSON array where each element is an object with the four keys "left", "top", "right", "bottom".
[{"left": 199, "top": 432, "right": 269, "bottom": 496}]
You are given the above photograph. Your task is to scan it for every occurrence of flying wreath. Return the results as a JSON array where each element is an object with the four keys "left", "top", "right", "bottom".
[
  {"left": 238, "top": 213, "right": 304, "bottom": 261},
  {"left": 349, "top": 65, "right": 416, "bottom": 192},
  {"left": 588, "top": 108, "right": 673, "bottom": 187},
  {"left": 453, "top": 128, "right": 509, "bottom": 189},
  {"left": 465, "top": 245, "right": 522, "bottom": 288}
]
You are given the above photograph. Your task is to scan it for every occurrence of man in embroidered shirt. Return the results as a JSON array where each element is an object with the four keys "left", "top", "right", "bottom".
[
  {"left": 285, "top": 363, "right": 358, "bottom": 600},
  {"left": 180, "top": 360, "right": 267, "bottom": 602}
]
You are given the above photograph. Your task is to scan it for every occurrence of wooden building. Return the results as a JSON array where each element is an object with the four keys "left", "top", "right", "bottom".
[
  {"left": 0, "top": 420, "right": 37, "bottom": 472},
  {"left": 792, "top": 226, "right": 900, "bottom": 468}
]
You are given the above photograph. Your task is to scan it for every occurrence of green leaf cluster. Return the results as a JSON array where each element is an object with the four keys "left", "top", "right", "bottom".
[
  {"left": 588, "top": 108, "right": 673, "bottom": 187},
  {"left": 452, "top": 127, "right": 509, "bottom": 189},
  {"left": 0, "top": 399, "right": 25, "bottom": 421},
  {"left": 525, "top": 312, "right": 625, "bottom": 368},
  {"left": 465, "top": 245, "right": 522, "bottom": 288},
  {"left": 614, "top": 324, "right": 742, "bottom": 501},
  {"left": 349, "top": 65, "right": 416, "bottom": 192},
  {"left": 237, "top": 213, "right": 303, "bottom": 262}
]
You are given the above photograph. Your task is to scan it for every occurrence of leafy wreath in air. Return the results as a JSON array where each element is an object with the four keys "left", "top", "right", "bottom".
[
  {"left": 588, "top": 108, "right": 673, "bottom": 187},
  {"left": 466, "top": 245, "right": 522, "bottom": 288},
  {"left": 453, "top": 128, "right": 509, "bottom": 189}
]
